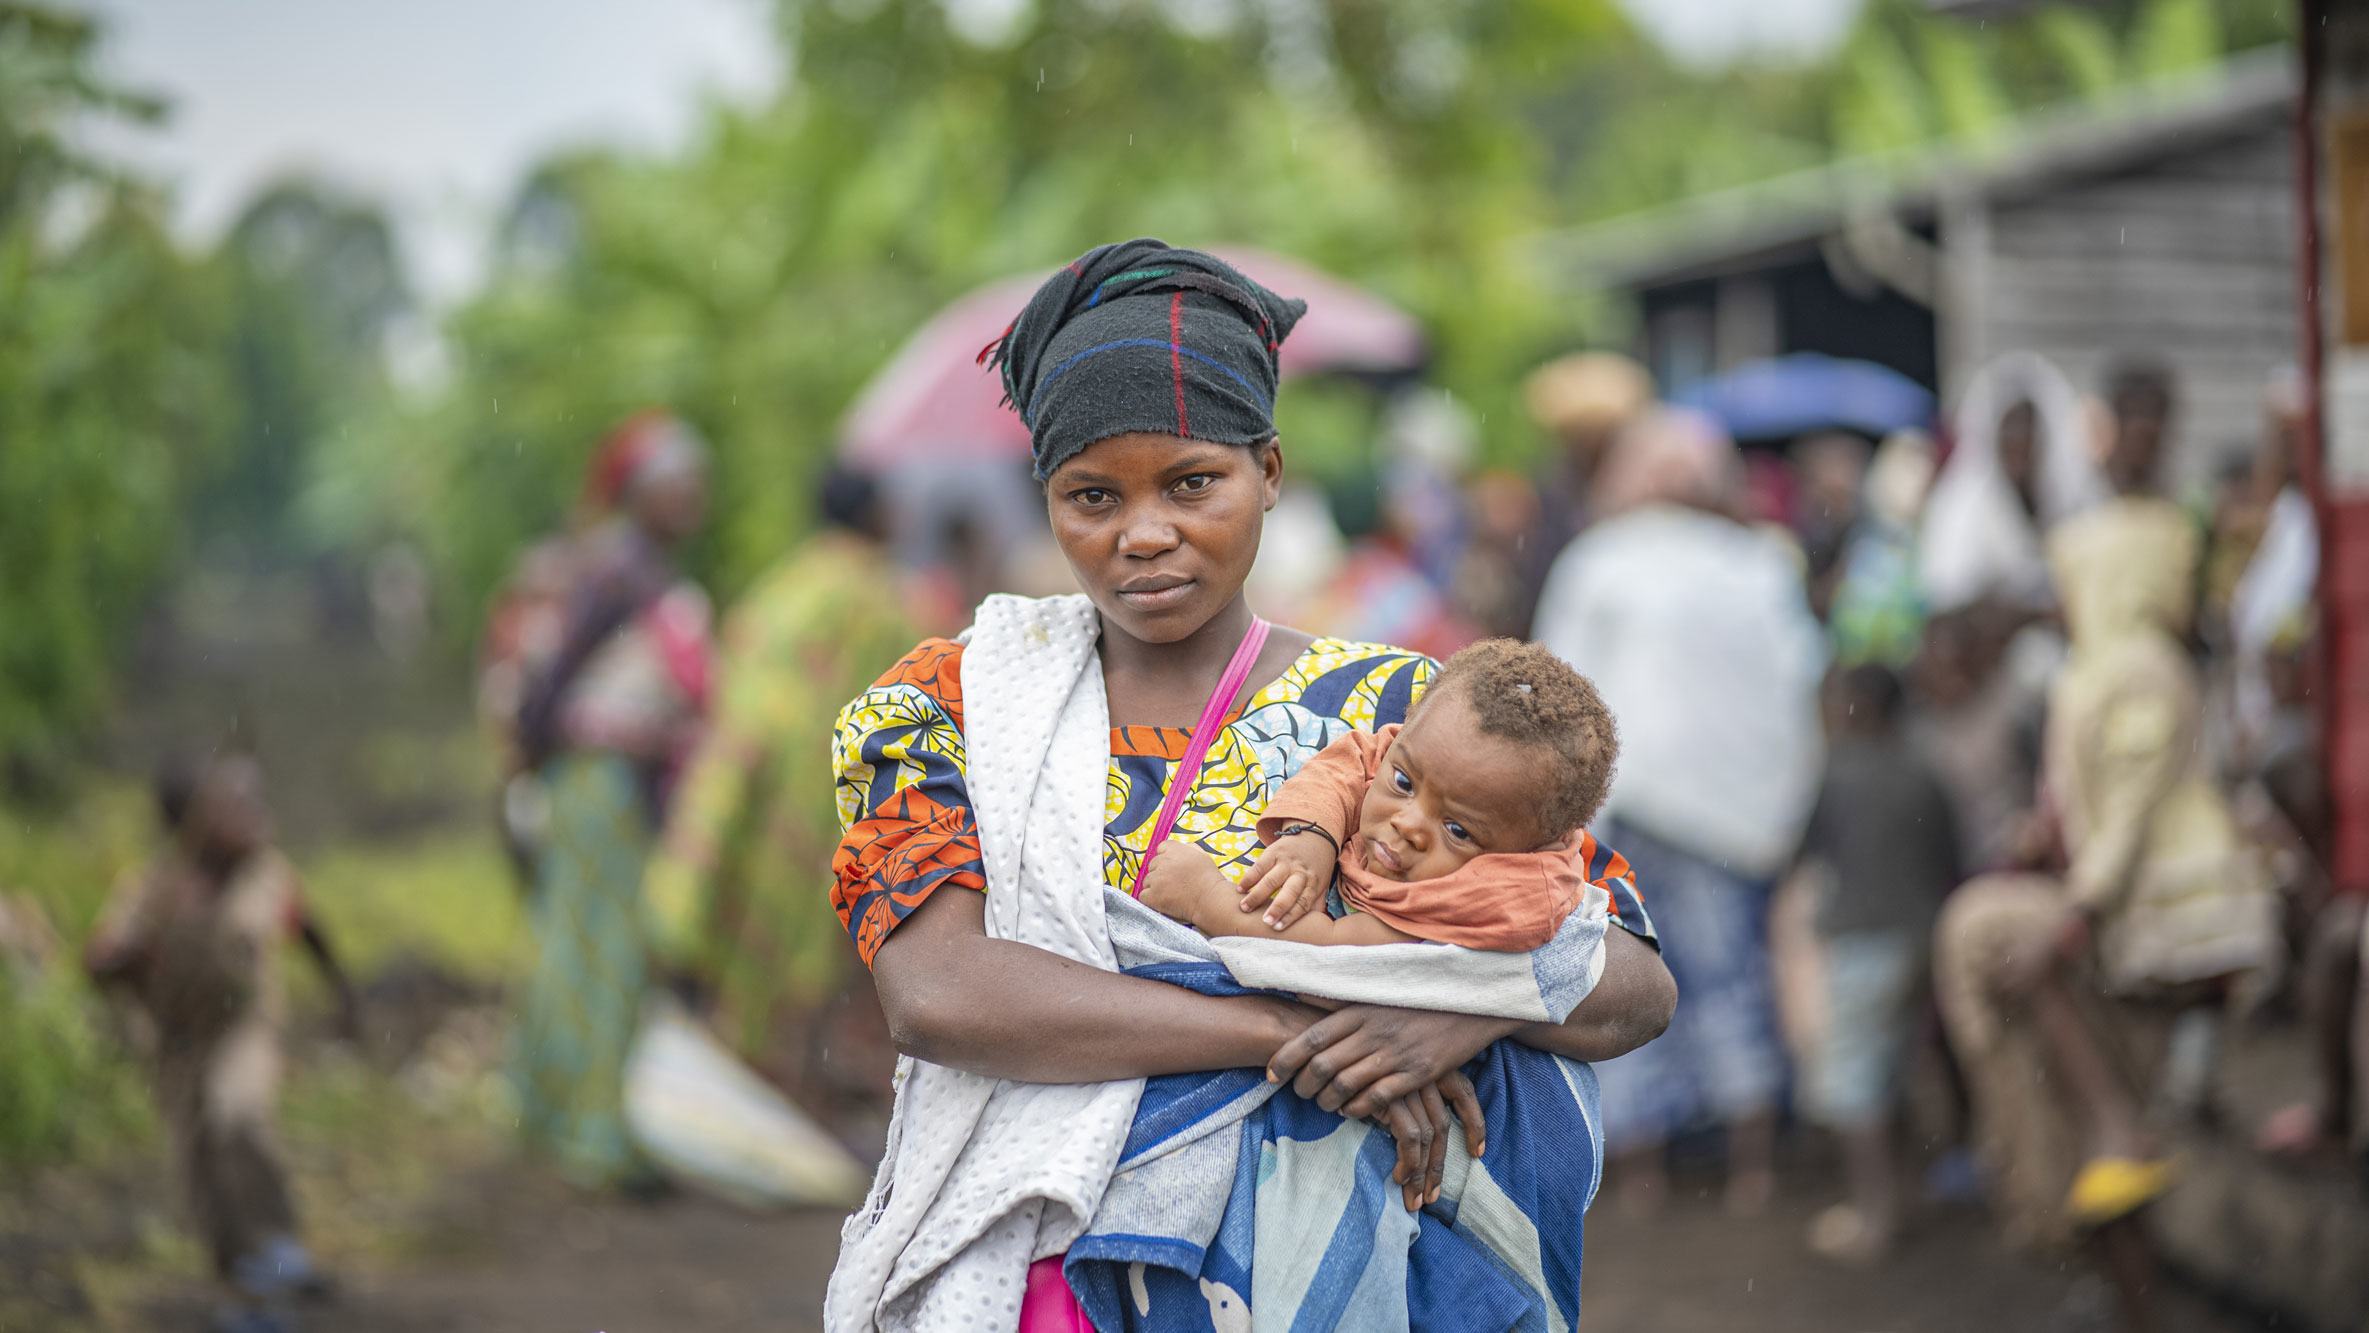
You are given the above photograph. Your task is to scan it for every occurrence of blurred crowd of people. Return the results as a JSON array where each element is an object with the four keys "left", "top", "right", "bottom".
[
  {"left": 105, "top": 329, "right": 2335, "bottom": 1331},
  {"left": 1236, "top": 347, "right": 2326, "bottom": 1333}
]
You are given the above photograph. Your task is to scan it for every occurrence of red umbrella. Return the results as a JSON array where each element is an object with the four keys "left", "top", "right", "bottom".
[{"left": 838, "top": 249, "right": 1428, "bottom": 469}]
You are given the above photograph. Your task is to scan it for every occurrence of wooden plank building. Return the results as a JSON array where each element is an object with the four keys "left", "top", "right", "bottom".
[{"left": 1546, "top": 50, "right": 2297, "bottom": 484}]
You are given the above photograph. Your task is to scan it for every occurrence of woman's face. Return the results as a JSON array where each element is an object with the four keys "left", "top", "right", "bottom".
[
  {"left": 1045, "top": 433, "right": 1282, "bottom": 645},
  {"left": 634, "top": 466, "right": 709, "bottom": 546}
]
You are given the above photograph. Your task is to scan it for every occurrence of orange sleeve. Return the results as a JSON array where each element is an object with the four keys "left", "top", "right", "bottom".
[
  {"left": 1257, "top": 725, "right": 1395, "bottom": 847},
  {"left": 830, "top": 639, "right": 987, "bottom": 969}
]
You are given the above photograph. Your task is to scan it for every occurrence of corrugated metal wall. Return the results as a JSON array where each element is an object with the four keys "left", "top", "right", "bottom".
[{"left": 1976, "top": 123, "right": 2299, "bottom": 486}]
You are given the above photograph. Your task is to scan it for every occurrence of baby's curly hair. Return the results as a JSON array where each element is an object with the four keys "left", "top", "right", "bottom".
[{"left": 1425, "top": 638, "right": 1619, "bottom": 839}]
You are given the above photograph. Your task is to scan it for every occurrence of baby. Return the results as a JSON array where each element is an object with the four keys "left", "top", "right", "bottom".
[{"left": 1140, "top": 639, "right": 1618, "bottom": 951}]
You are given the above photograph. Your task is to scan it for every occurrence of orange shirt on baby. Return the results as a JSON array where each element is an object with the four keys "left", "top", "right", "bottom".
[{"left": 1256, "top": 725, "right": 1584, "bottom": 952}]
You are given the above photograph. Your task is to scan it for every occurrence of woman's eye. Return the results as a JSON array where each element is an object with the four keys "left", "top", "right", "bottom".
[
  {"left": 1174, "top": 473, "right": 1217, "bottom": 494},
  {"left": 1071, "top": 488, "right": 1113, "bottom": 506},
  {"left": 1390, "top": 767, "right": 1412, "bottom": 794}
]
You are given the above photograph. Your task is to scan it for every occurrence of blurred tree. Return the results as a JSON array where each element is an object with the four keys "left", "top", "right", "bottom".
[
  {"left": 337, "top": 0, "right": 2297, "bottom": 651},
  {"left": 0, "top": 5, "right": 225, "bottom": 789},
  {"left": 2127, "top": 0, "right": 2222, "bottom": 80},
  {"left": 2031, "top": 7, "right": 2121, "bottom": 98},
  {"left": 197, "top": 179, "right": 410, "bottom": 558},
  {"left": 384, "top": 0, "right": 1646, "bottom": 620}
]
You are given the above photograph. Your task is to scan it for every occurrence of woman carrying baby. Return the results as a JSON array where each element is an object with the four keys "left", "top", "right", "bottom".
[{"left": 825, "top": 242, "right": 1674, "bottom": 1331}]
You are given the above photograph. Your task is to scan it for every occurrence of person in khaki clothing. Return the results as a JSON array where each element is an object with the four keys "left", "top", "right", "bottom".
[
  {"left": 1935, "top": 494, "right": 2281, "bottom": 1333},
  {"left": 87, "top": 751, "right": 357, "bottom": 1333}
]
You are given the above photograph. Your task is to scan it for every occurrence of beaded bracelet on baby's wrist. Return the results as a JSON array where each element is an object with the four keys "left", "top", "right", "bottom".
[{"left": 1270, "top": 822, "right": 1339, "bottom": 854}]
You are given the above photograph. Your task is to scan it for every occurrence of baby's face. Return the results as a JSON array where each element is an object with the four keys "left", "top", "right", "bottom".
[{"left": 1356, "top": 688, "right": 1553, "bottom": 883}]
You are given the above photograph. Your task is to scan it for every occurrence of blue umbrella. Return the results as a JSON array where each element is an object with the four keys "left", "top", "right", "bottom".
[{"left": 1672, "top": 353, "right": 1935, "bottom": 442}]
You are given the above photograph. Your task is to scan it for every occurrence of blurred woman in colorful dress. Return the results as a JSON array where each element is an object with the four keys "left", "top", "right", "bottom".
[
  {"left": 511, "top": 411, "right": 713, "bottom": 1190},
  {"left": 646, "top": 465, "right": 918, "bottom": 1109}
]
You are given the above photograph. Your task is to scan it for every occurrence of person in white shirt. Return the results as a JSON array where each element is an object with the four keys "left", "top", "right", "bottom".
[{"left": 1534, "top": 406, "right": 1828, "bottom": 1215}]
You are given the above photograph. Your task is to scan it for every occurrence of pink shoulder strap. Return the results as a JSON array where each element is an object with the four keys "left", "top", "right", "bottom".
[{"left": 1129, "top": 616, "right": 1271, "bottom": 896}]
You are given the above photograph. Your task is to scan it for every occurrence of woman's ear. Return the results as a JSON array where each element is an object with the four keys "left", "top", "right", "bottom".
[{"left": 1260, "top": 439, "right": 1285, "bottom": 511}]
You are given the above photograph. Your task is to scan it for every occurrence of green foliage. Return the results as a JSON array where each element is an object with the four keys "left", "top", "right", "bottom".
[
  {"left": 301, "top": 831, "right": 523, "bottom": 987},
  {"left": 1835, "top": 18, "right": 1937, "bottom": 158},
  {"left": 0, "top": 970, "right": 155, "bottom": 1173},
  {"left": 0, "top": 6, "right": 227, "bottom": 784},
  {"left": 2032, "top": 8, "right": 2122, "bottom": 99},
  {"left": 0, "top": 779, "right": 157, "bottom": 1174},
  {"left": 1921, "top": 19, "right": 2013, "bottom": 143},
  {"left": 0, "top": 9, "right": 414, "bottom": 779},
  {"left": 377, "top": 1, "right": 1632, "bottom": 610},
  {"left": 2128, "top": 0, "right": 2223, "bottom": 81},
  {"left": 198, "top": 179, "right": 410, "bottom": 557},
  {"left": 0, "top": 0, "right": 2298, "bottom": 771},
  {"left": 0, "top": 779, "right": 151, "bottom": 941},
  {"left": 325, "top": 0, "right": 2288, "bottom": 622}
]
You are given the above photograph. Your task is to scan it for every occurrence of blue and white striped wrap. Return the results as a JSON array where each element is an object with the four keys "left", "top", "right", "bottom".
[
  {"left": 1069, "top": 892, "right": 1607, "bottom": 1333},
  {"left": 826, "top": 595, "right": 1614, "bottom": 1332}
]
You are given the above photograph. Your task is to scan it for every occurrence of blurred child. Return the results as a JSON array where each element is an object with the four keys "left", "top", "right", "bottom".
[
  {"left": 86, "top": 752, "right": 357, "bottom": 1333},
  {"left": 1911, "top": 608, "right": 2044, "bottom": 877},
  {"left": 1798, "top": 663, "right": 1961, "bottom": 1263}
]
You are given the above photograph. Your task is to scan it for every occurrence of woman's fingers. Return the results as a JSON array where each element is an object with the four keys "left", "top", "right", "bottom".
[
  {"left": 1303, "top": 1047, "right": 1394, "bottom": 1112},
  {"left": 1440, "top": 1071, "right": 1486, "bottom": 1158},
  {"left": 1267, "top": 1009, "right": 1362, "bottom": 1086},
  {"left": 1341, "top": 1065, "right": 1439, "bottom": 1122},
  {"left": 1419, "top": 1081, "right": 1451, "bottom": 1203},
  {"left": 1380, "top": 1098, "right": 1431, "bottom": 1212}
]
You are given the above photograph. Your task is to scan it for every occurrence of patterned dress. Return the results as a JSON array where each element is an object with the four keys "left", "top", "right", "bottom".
[
  {"left": 832, "top": 631, "right": 1656, "bottom": 1325},
  {"left": 831, "top": 633, "right": 1653, "bottom": 973},
  {"left": 511, "top": 529, "right": 712, "bottom": 1190},
  {"left": 646, "top": 536, "right": 920, "bottom": 1062}
]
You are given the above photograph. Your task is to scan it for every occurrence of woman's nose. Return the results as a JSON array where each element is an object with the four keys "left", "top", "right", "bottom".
[{"left": 1115, "top": 512, "right": 1182, "bottom": 557}]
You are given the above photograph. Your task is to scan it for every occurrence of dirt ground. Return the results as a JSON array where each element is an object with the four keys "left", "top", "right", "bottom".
[
  {"left": 1, "top": 948, "right": 2311, "bottom": 1333},
  {"left": 1580, "top": 1163, "right": 2273, "bottom": 1333},
  {"left": 111, "top": 1145, "right": 2275, "bottom": 1333},
  {"left": 14, "top": 991, "right": 2294, "bottom": 1333},
  {"left": 140, "top": 1170, "right": 846, "bottom": 1333}
]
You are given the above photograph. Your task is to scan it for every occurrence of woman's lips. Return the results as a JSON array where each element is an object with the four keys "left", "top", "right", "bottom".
[{"left": 1115, "top": 579, "right": 1196, "bottom": 611}]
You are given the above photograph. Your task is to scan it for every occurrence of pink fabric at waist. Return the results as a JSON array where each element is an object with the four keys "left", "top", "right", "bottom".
[{"left": 1022, "top": 1255, "right": 1091, "bottom": 1331}]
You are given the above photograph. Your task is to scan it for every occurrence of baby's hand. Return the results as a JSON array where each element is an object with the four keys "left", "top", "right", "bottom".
[
  {"left": 1239, "top": 829, "right": 1337, "bottom": 932},
  {"left": 1138, "top": 841, "right": 1236, "bottom": 932}
]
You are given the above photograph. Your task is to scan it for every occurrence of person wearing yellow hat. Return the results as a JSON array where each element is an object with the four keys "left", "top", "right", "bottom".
[{"left": 1489, "top": 351, "right": 1654, "bottom": 635}]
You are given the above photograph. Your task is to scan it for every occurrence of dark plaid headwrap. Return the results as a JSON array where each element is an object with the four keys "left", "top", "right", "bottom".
[{"left": 984, "top": 239, "right": 1306, "bottom": 480}]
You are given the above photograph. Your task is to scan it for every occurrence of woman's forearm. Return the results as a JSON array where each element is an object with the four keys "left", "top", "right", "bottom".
[
  {"left": 872, "top": 888, "right": 1308, "bottom": 1083},
  {"left": 1512, "top": 926, "right": 1676, "bottom": 1062}
]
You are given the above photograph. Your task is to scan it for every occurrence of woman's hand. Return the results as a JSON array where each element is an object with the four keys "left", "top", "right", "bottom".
[
  {"left": 1267, "top": 1004, "right": 1519, "bottom": 1121},
  {"left": 1371, "top": 1072, "right": 1487, "bottom": 1212}
]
